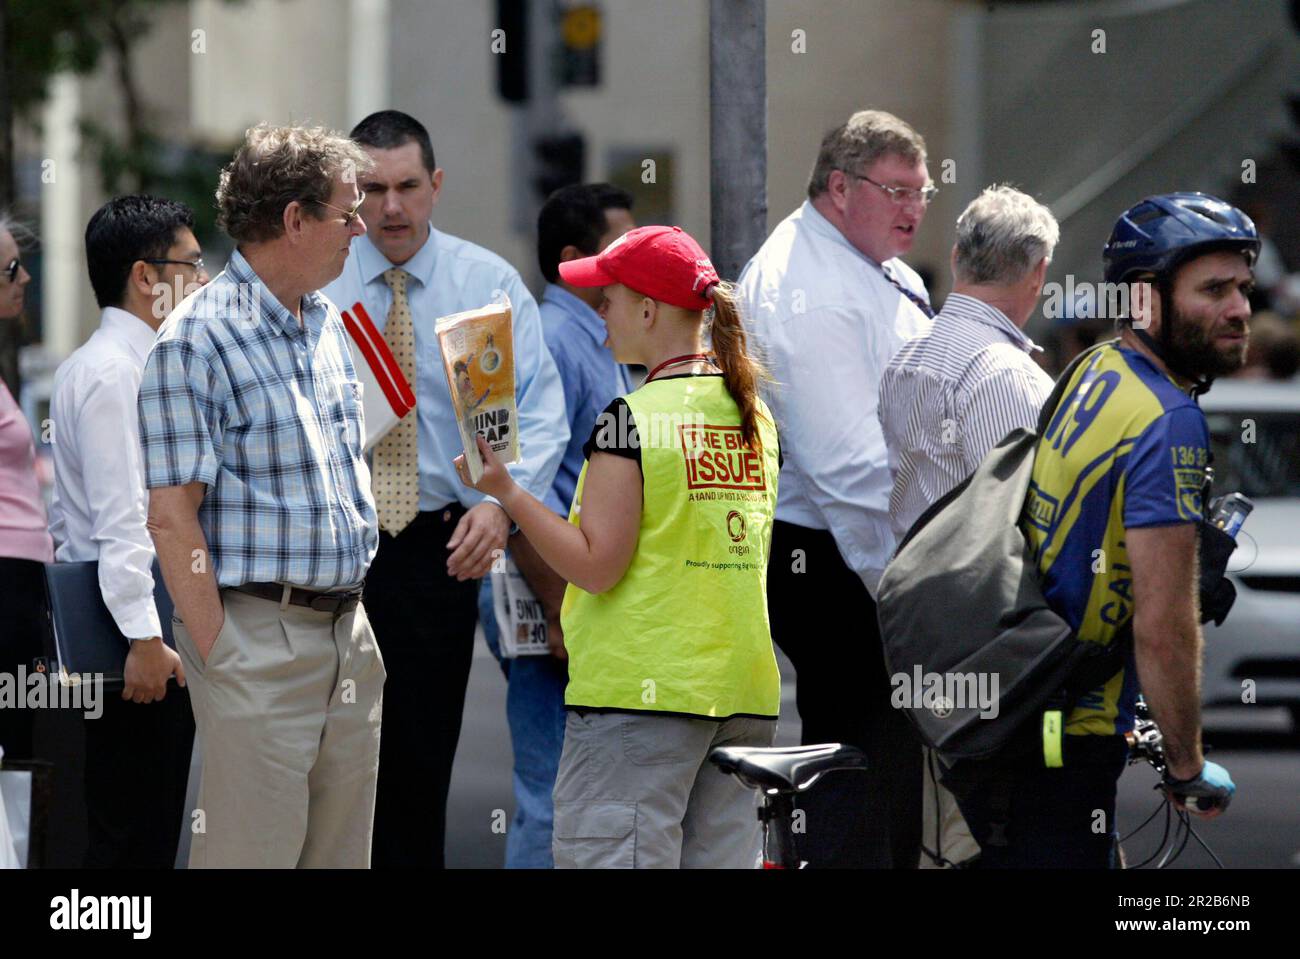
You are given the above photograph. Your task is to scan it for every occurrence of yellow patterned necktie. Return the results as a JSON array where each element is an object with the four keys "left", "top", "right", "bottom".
[{"left": 372, "top": 268, "right": 420, "bottom": 534}]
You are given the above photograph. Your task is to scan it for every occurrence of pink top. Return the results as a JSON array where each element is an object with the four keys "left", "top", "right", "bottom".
[{"left": 0, "top": 379, "right": 54, "bottom": 563}]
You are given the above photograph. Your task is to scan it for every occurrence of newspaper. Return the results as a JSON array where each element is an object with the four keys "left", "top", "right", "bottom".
[
  {"left": 435, "top": 294, "right": 521, "bottom": 483},
  {"left": 490, "top": 553, "right": 551, "bottom": 658}
]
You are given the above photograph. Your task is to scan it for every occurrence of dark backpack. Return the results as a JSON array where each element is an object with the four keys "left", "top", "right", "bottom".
[{"left": 875, "top": 340, "right": 1236, "bottom": 782}]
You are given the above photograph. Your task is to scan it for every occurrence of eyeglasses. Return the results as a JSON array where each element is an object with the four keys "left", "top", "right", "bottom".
[
  {"left": 851, "top": 173, "right": 938, "bottom": 207},
  {"left": 143, "top": 257, "right": 205, "bottom": 272},
  {"left": 311, "top": 193, "right": 366, "bottom": 227},
  {"left": 4, "top": 258, "right": 21, "bottom": 283}
]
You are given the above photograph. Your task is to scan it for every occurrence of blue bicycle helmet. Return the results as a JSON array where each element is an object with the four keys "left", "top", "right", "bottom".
[{"left": 1103, "top": 192, "right": 1259, "bottom": 284}]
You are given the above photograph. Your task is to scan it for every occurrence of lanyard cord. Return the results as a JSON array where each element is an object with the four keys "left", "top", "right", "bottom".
[{"left": 645, "top": 352, "right": 715, "bottom": 382}]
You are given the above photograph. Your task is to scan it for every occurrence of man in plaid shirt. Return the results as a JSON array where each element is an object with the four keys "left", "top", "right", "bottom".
[{"left": 140, "top": 124, "right": 385, "bottom": 868}]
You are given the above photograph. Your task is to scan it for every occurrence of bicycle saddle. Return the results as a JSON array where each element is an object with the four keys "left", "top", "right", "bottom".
[{"left": 709, "top": 743, "right": 868, "bottom": 793}]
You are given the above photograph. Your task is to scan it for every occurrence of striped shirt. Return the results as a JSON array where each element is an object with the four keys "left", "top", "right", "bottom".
[
  {"left": 878, "top": 292, "right": 1053, "bottom": 542},
  {"left": 138, "top": 249, "right": 378, "bottom": 590}
]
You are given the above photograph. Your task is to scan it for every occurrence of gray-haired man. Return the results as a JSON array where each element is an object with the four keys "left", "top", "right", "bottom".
[
  {"left": 140, "top": 125, "right": 384, "bottom": 868},
  {"left": 878, "top": 184, "right": 1059, "bottom": 866}
]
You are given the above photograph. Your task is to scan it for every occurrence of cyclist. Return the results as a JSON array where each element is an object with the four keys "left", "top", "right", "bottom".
[
  {"left": 455, "top": 225, "right": 782, "bottom": 868},
  {"left": 954, "top": 193, "right": 1251, "bottom": 867}
]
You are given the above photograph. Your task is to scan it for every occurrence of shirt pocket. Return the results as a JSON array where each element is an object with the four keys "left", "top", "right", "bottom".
[
  {"left": 326, "top": 380, "right": 370, "bottom": 528},
  {"left": 329, "top": 379, "right": 366, "bottom": 458}
]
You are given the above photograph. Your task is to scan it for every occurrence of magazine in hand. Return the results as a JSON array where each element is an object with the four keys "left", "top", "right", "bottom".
[{"left": 435, "top": 295, "right": 520, "bottom": 483}]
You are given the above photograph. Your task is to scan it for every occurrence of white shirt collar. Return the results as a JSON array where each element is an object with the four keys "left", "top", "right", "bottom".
[
  {"left": 802, "top": 198, "right": 921, "bottom": 280},
  {"left": 354, "top": 224, "right": 439, "bottom": 288},
  {"left": 940, "top": 293, "right": 1042, "bottom": 353},
  {"left": 100, "top": 306, "right": 160, "bottom": 364},
  {"left": 800, "top": 200, "right": 882, "bottom": 269}
]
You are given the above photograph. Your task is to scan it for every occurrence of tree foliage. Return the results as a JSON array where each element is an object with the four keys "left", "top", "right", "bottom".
[
  {"left": 6, "top": 0, "right": 189, "bottom": 120},
  {"left": 6, "top": 0, "right": 243, "bottom": 238}
]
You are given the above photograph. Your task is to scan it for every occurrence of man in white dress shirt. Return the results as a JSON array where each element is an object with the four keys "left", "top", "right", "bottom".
[
  {"left": 879, "top": 184, "right": 1059, "bottom": 867},
  {"left": 49, "top": 195, "right": 209, "bottom": 867},
  {"left": 738, "top": 109, "right": 935, "bottom": 868}
]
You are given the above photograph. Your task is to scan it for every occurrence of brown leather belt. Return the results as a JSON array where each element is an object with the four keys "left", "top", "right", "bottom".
[{"left": 229, "top": 582, "right": 363, "bottom": 615}]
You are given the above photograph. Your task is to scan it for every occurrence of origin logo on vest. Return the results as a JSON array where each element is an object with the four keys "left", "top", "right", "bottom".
[{"left": 726, "top": 509, "right": 751, "bottom": 556}]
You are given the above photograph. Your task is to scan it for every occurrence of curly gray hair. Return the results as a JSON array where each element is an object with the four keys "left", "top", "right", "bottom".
[{"left": 216, "top": 124, "right": 373, "bottom": 243}]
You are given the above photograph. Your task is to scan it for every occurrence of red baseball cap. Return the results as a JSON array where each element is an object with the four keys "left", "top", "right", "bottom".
[{"left": 559, "top": 225, "right": 720, "bottom": 311}]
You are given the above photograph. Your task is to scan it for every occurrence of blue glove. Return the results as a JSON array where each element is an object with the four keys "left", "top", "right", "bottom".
[{"left": 1164, "top": 761, "right": 1235, "bottom": 814}]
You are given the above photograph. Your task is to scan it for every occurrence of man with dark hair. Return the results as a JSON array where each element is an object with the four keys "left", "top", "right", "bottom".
[
  {"left": 477, "top": 182, "right": 634, "bottom": 867},
  {"left": 349, "top": 109, "right": 437, "bottom": 184},
  {"left": 324, "top": 110, "right": 568, "bottom": 868},
  {"left": 49, "top": 194, "right": 208, "bottom": 867},
  {"left": 952, "top": 193, "right": 1248, "bottom": 868},
  {"left": 140, "top": 125, "right": 384, "bottom": 868},
  {"left": 536, "top": 183, "right": 634, "bottom": 283}
]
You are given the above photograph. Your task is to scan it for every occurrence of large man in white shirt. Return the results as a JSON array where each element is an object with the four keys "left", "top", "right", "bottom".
[
  {"left": 878, "top": 184, "right": 1059, "bottom": 868},
  {"left": 49, "top": 195, "right": 209, "bottom": 867},
  {"left": 323, "top": 110, "right": 567, "bottom": 868},
  {"left": 738, "top": 109, "right": 935, "bottom": 868}
]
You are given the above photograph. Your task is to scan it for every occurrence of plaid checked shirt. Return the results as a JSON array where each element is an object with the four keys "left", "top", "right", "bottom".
[{"left": 138, "top": 249, "right": 378, "bottom": 590}]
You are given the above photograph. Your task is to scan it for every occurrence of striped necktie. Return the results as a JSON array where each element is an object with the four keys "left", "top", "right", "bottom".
[
  {"left": 883, "top": 265, "right": 935, "bottom": 319},
  {"left": 372, "top": 268, "right": 420, "bottom": 534}
]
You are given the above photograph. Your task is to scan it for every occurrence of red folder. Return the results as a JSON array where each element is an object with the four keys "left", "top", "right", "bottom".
[{"left": 340, "top": 302, "right": 417, "bottom": 451}]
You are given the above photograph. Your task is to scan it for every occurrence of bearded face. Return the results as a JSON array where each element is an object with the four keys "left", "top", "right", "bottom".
[
  {"left": 1165, "top": 299, "right": 1250, "bottom": 378},
  {"left": 1158, "top": 250, "right": 1254, "bottom": 380}
]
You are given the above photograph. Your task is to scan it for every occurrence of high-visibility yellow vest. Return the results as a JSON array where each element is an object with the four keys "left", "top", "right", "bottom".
[{"left": 560, "top": 375, "right": 781, "bottom": 719}]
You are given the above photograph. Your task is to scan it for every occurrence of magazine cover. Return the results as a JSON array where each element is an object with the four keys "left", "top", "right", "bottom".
[{"left": 435, "top": 294, "right": 520, "bottom": 483}]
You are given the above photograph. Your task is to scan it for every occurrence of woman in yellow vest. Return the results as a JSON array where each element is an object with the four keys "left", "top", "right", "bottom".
[{"left": 456, "top": 225, "right": 781, "bottom": 868}]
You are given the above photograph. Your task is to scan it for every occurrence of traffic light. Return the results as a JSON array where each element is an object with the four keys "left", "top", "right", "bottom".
[
  {"left": 495, "top": 0, "right": 528, "bottom": 103},
  {"left": 533, "top": 132, "right": 585, "bottom": 200}
]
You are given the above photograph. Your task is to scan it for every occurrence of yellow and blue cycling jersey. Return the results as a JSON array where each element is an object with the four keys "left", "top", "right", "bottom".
[{"left": 1022, "top": 342, "right": 1209, "bottom": 737}]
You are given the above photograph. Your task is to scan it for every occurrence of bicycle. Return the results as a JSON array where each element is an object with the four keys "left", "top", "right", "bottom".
[
  {"left": 712, "top": 699, "right": 1223, "bottom": 869},
  {"left": 1122, "top": 697, "right": 1226, "bottom": 868},
  {"left": 709, "top": 743, "right": 868, "bottom": 869}
]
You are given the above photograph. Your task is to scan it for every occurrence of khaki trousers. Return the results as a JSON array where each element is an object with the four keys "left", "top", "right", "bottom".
[
  {"left": 919, "top": 746, "right": 980, "bottom": 868},
  {"left": 173, "top": 589, "right": 385, "bottom": 868}
]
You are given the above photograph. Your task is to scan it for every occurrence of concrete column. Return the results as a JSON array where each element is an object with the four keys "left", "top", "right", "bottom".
[{"left": 40, "top": 72, "right": 83, "bottom": 360}]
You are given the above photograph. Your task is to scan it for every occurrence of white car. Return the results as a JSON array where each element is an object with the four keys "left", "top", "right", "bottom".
[{"left": 1199, "top": 378, "right": 1300, "bottom": 726}]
